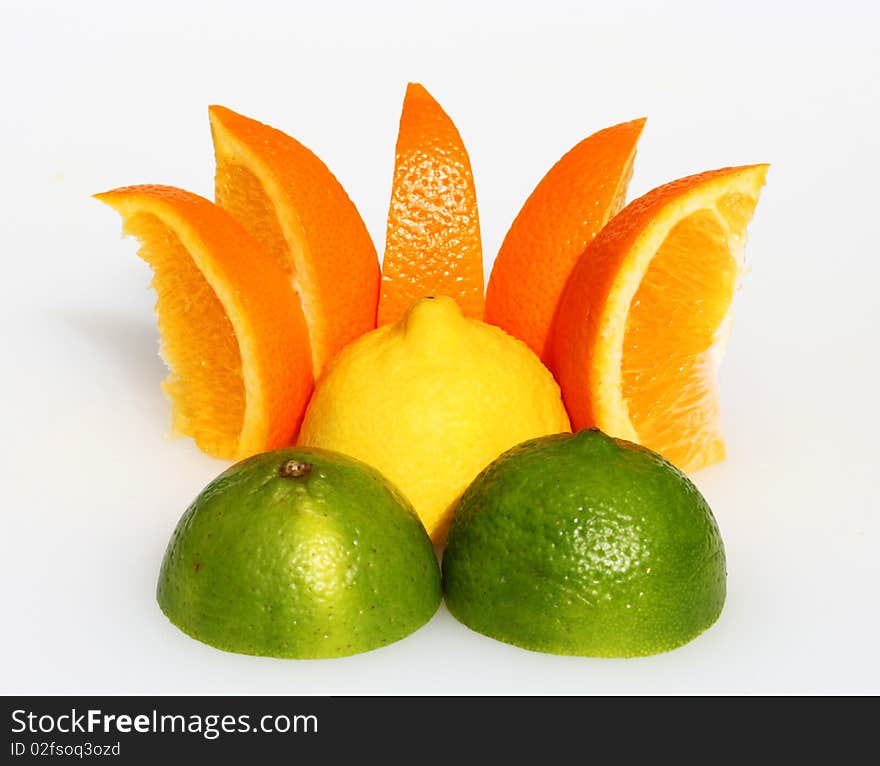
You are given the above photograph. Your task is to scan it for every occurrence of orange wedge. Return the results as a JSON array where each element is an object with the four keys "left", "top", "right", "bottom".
[
  {"left": 378, "top": 83, "right": 483, "bottom": 325},
  {"left": 546, "top": 164, "right": 768, "bottom": 472},
  {"left": 209, "top": 105, "right": 379, "bottom": 378},
  {"left": 95, "top": 185, "right": 314, "bottom": 460},
  {"left": 484, "top": 118, "right": 645, "bottom": 361}
]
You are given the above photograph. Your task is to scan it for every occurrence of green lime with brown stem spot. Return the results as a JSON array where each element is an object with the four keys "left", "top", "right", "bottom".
[{"left": 157, "top": 447, "right": 441, "bottom": 658}]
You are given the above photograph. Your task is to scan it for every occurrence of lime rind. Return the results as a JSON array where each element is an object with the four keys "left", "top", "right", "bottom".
[
  {"left": 443, "top": 588, "right": 725, "bottom": 659},
  {"left": 157, "top": 446, "right": 442, "bottom": 659},
  {"left": 442, "top": 429, "right": 726, "bottom": 658}
]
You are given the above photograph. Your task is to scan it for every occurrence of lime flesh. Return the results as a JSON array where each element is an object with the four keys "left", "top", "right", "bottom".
[
  {"left": 442, "top": 429, "right": 726, "bottom": 657},
  {"left": 157, "top": 447, "right": 441, "bottom": 658}
]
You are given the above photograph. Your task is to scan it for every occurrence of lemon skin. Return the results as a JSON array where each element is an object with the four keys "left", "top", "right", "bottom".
[{"left": 298, "top": 296, "right": 571, "bottom": 544}]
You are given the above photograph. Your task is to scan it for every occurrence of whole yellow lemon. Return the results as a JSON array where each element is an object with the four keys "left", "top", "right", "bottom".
[{"left": 298, "top": 296, "right": 571, "bottom": 543}]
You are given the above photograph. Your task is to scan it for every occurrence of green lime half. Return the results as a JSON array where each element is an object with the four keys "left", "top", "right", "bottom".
[
  {"left": 442, "top": 429, "right": 726, "bottom": 657},
  {"left": 157, "top": 447, "right": 441, "bottom": 658}
]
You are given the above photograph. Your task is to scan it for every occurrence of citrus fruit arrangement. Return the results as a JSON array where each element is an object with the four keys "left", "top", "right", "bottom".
[{"left": 97, "top": 83, "right": 767, "bottom": 659}]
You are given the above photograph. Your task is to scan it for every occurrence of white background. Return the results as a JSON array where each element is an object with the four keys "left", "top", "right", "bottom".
[{"left": 2, "top": 0, "right": 878, "bottom": 694}]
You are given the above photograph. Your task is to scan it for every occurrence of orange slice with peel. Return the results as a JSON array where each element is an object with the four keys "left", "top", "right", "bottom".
[
  {"left": 485, "top": 118, "right": 645, "bottom": 361},
  {"left": 378, "top": 83, "right": 484, "bottom": 325},
  {"left": 209, "top": 105, "right": 379, "bottom": 378},
  {"left": 546, "top": 164, "right": 768, "bottom": 472},
  {"left": 95, "top": 185, "right": 314, "bottom": 460}
]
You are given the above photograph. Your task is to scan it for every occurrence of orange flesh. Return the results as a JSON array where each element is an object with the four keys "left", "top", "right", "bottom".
[
  {"left": 214, "top": 160, "right": 319, "bottom": 366},
  {"left": 208, "top": 105, "right": 380, "bottom": 380},
  {"left": 717, "top": 191, "right": 759, "bottom": 231},
  {"left": 621, "top": 209, "right": 740, "bottom": 468},
  {"left": 215, "top": 162, "right": 297, "bottom": 282},
  {"left": 124, "top": 213, "right": 246, "bottom": 454}
]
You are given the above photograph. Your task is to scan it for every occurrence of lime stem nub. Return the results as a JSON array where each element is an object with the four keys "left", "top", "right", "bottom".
[{"left": 279, "top": 459, "right": 312, "bottom": 478}]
